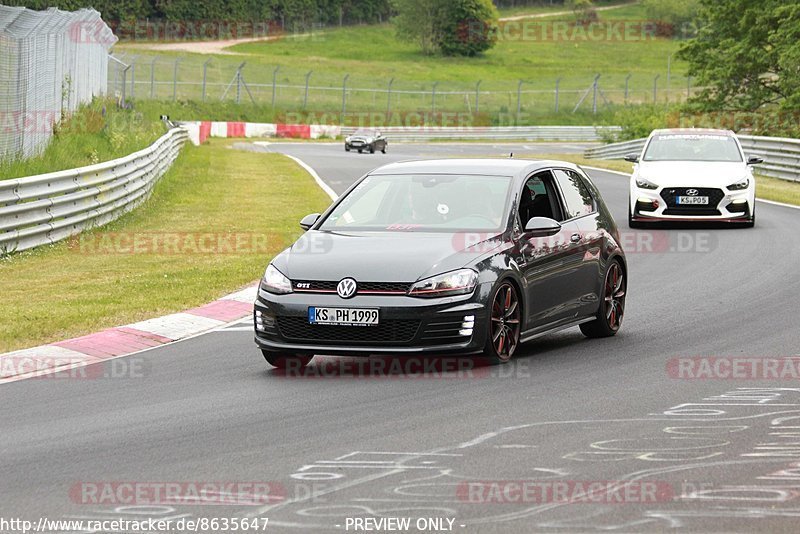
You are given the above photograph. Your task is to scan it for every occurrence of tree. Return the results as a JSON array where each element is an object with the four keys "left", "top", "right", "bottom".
[
  {"left": 392, "top": 0, "right": 498, "bottom": 56},
  {"left": 678, "top": 0, "right": 800, "bottom": 111}
]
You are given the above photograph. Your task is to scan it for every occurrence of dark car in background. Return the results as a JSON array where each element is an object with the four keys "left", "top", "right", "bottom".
[
  {"left": 255, "top": 159, "right": 627, "bottom": 369},
  {"left": 344, "top": 128, "right": 387, "bottom": 153}
]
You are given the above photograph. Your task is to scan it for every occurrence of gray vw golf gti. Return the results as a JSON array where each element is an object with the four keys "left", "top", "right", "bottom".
[{"left": 255, "top": 159, "right": 627, "bottom": 369}]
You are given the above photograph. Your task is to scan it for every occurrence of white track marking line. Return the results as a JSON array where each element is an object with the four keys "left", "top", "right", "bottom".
[
  {"left": 285, "top": 154, "right": 338, "bottom": 201},
  {"left": 583, "top": 165, "right": 800, "bottom": 211}
]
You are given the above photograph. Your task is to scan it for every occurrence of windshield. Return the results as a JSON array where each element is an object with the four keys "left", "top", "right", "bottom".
[
  {"left": 643, "top": 133, "right": 743, "bottom": 162},
  {"left": 353, "top": 129, "right": 377, "bottom": 136},
  {"left": 318, "top": 174, "right": 512, "bottom": 232}
]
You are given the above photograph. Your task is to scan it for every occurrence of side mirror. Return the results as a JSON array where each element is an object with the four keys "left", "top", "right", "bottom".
[
  {"left": 747, "top": 155, "right": 764, "bottom": 165},
  {"left": 524, "top": 217, "right": 562, "bottom": 237},
  {"left": 623, "top": 154, "right": 640, "bottom": 163},
  {"left": 299, "top": 213, "right": 320, "bottom": 231}
]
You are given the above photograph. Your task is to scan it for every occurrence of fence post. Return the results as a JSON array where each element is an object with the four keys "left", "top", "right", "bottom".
[
  {"left": 202, "top": 58, "right": 211, "bottom": 102},
  {"left": 516, "top": 80, "right": 524, "bottom": 124},
  {"left": 475, "top": 80, "right": 481, "bottom": 114},
  {"left": 272, "top": 66, "right": 280, "bottom": 108},
  {"left": 624, "top": 74, "right": 632, "bottom": 105},
  {"left": 172, "top": 58, "right": 180, "bottom": 101},
  {"left": 342, "top": 74, "right": 349, "bottom": 117},
  {"left": 432, "top": 82, "right": 439, "bottom": 114},
  {"left": 555, "top": 78, "right": 561, "bottom": 113},
  {"left": 686, "top": 75, "right": 692, "bottom": 99},
  {"left": 236, "top": 65, "right": 242, "bottom": 104},
  {"left": 592, "top": 74, "right": 600, "bottom": 114},
  {"left": 150, "top": 56, "right": 158, "bottom": 99},
  {"left": 129, "top": 56, "right": 137, "bottom": 99},
  {"left": 653, "top": 74, "right": 660, "bottom": 104},
  {"left": 666, "top": 53, "right": 673, "bottom": 102},
  {"left": 387, "top": 78, "right": 394, "bottom": 116},
  {"left": 303, "top": 70, "right": 312, "bottom": 109},
  {"left": 121, "top": 65, "right": 130, "bottom": 108}
]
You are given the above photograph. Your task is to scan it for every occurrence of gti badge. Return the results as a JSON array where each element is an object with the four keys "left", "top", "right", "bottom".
[
  {"left": 685, "top": 189, "right": 699, "bottom": 196},
  {"left": 337, "top": 278, "right": 358, "bottom": 299}
]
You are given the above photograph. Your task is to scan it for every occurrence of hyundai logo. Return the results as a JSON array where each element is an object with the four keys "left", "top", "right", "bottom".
[
  {"left": 337, "top": 278, "right": 358, "bottom": 299},
  {"left": 685, "top": 189, "right": 700, "bottom": 196}
]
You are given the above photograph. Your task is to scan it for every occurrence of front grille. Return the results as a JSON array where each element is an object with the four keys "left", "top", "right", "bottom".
[
  {"left": 420, "top": 318, "right": 470, "bottom": 346},
  {"left": 293, "top": 281, "right": 411, "bottom": 294},
  {"left": 277, "top": 317, "right": 420, "bottom": 344},
  {"left": 660, "top": 187, "right": 725, "bottom": 211}
]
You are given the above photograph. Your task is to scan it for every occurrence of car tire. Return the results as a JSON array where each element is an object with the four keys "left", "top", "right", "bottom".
[
  {"left": 262, "top": 351, "right": 313, "bottom": 370},
  {"left": 358, "top": 149, "right": 363, "bottom": 153},
  {"left": 482, "top": 280, "right": 521, "bottom": 365},
  {"left": 580, "top": 260, "right": 626, "bottom": 339},
  {"left": 369, "top": 145, "right": 375, "bottom": 154},
  {"left": 743, "top": 206, "right": 755, "bottom": 228},
  {"left": 627, "top": 209, "right": 644, "bottom": 229},
  {"left": 345, "top": 146, "right": 350, "bottom": 152},
  {"left": 381, "top": 144, "right": 387, "bottom": 154}
]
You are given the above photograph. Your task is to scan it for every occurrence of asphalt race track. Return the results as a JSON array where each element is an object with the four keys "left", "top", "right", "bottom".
[{"left": 2, "top": 142, "right": 800, "bottom": 533}]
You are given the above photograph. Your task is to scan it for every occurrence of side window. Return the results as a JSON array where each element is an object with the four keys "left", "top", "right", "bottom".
[
  {"left": 553, "top": 169, "right": 596, "bottom": 219},
  {"left": 518, "top": 171, "right": 561, "bottom": 226}
]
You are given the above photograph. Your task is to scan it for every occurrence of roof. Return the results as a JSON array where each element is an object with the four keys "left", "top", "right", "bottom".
[
  {"left": 368, "top": 158, "right": 580, "bottom": 177},
  {"left": 650, "top": 128, "right": 735, "bottom": 137}
]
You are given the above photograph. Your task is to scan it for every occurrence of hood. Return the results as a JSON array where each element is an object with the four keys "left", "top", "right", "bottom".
[
  {"left": 635, "top": 161, "right": 750, "bottom": 189},
  {"left": 275, "top": 230, "right": 502, "bottom": 283}
]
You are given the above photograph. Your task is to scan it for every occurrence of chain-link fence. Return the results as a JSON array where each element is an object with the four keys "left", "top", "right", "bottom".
[
  {"left": 107, "top": 52, "right": 696, "bottom": 122},
  {"left": 0, "top": 5, "right": 116, "bottom": 160}
]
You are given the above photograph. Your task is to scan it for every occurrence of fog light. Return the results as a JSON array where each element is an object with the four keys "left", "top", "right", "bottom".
[
  {"left": 459, "top": 315, "right": 475, "bottom": 337},
  {"left": 636, "top": 198, "right": 659, "bottom": 212},
  {"left": 731, "top": 199, "right": 747, "bottom": 205}
]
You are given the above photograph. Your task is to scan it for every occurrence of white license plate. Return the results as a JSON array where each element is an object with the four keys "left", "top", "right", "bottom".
[
  {"left": 676, "top": 196, "right": 709, "bottom": 205},
  {"left": 308, "top": 307, "right": 379, "bottom": 326}
]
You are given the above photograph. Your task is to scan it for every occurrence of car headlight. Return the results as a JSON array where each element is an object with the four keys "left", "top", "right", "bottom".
[
  {"left": 365, "top": 137, "right": 373, "bottom": 143},
  {"left": 634, "top": 176, "right": 659, "bottom": 190},
  {"left": 409, "top": 269, "right": 478, "bottom": 298},
  {"left": 727, "top": 177, "right": 750, "bottom": 191},
  {"left": 345, "top": 136, "right": 351, "bottom": 142},
  {"left": 262, "top": 264, "right": 292, "bottom": 294}
]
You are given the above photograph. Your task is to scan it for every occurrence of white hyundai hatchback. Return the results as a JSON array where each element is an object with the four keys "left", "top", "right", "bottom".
[{"left": 626, "top": 129, "right": 762, "bottom": 228}]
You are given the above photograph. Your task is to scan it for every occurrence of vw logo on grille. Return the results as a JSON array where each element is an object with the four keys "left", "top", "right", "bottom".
[
  {"left": 685, "top": 189, "right": 700, "bottom": 196},
  {"left": 337, "top": 278, "right": 358, "bottom": 299}
]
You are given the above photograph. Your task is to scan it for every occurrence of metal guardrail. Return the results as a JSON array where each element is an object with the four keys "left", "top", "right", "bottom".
[
  {"left": 340, "top": 125, "right": 621, "bottom": 142},
  {"left": 0, "top": 127, "right": 188, "bottom": 254},
  {"left": 584, "top": 135, "right": 800, "bottom": 183}
]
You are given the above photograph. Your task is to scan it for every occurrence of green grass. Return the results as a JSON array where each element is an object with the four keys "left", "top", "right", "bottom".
[
  {"left": 0, "top": 139, "right": 331, "bottom": 352},
  {"left": 535, "top": 153, "right": 800, "bottom": 207},
  {"left": 114, "top": 2, "right": 689, "bottom": 121},
  {"left": 0, "top": 99, "right": 167, "bottom": 180}
]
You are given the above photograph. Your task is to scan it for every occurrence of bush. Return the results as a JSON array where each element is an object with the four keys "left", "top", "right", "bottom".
[
  {"left": 641, "top": 0, "right": 701, "bottom": 39},
  {"left": 393, "top": 0, "right": 498, "bottom": 56}
]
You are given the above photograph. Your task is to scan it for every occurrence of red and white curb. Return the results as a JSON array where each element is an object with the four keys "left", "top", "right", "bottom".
[
  {"left": 181, "top": 121, "right": 342, "bottom": 145},
  {"left": 0, "top": 284, "right": 258, "bottom": 384}
]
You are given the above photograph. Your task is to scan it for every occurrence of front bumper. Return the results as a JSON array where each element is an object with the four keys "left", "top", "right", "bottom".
[
  {"left": 631, "top": 185, "right": 753, "bottom": 222},
  {"left": 254, "top": 283, "right": 490, "bottom": 356}
]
